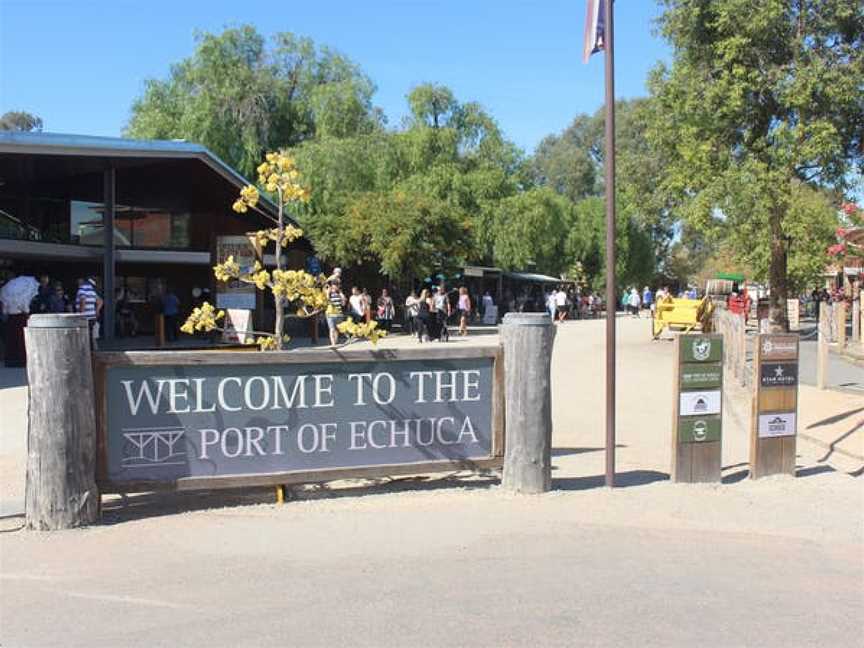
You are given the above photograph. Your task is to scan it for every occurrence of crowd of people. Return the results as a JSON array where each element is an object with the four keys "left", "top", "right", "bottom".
[
  {"left": 323, "top": 269, "right": 483, "bottom": 346},
  {"left": 0, "top": 273, "right": 105, "bottom": 366}
]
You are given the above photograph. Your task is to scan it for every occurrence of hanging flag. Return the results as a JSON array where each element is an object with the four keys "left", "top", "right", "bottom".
[{"left": 583, "top": 0, "right": 606, "bottom": 63}]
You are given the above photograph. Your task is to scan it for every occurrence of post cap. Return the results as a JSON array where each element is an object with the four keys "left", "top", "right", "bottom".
[
  {"left": 502, "top": 312, "right": 553, "bottom": 327},
  {"left": 26, "top": 314, "right": 89, "bottom": 329}
]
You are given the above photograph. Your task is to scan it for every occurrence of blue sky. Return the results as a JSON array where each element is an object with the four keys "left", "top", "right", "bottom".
[{"left": 0, "top": 0, "right": 670, "bottom": 154}]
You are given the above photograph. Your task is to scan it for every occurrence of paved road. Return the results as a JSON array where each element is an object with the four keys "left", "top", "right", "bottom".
[
  {"left": 798, "top": 335, "right": 864, "bottom": 393},
  {"left": 1, "top": 319, "right": 861, "bottom": 647}
]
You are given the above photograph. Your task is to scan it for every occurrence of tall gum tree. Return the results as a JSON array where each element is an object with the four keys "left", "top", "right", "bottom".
[{"left": 647, "top": 0, "right": 863, "bottom": 329}]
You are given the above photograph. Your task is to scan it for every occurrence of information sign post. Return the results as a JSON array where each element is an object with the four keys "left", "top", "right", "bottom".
[
  {"left": 671, "top": 333, "right": 724, "bottom": 483},
  {"left": 750, "top": 334, "right": 799, "bottom": 478}
]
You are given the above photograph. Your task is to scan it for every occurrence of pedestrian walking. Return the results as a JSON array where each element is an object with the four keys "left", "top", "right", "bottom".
[
  {"left": 349, "top": 286, "right": 364, "bottom": 323},
  {"left": 48, "top": 282, "right": 69, "bottom": 313},
  {"left": 404, "top": 291, "right": 419, "bottom": 335},
  {"left": 325, "top": 282, "right": 346, "bottom": 346},
  {"left": 642, "top": 286, "right": 653, "bottom": 315},
  {"left": 361, "top": 288, "right": 373, "bottom": 323},
  {"left": 0, "top": 274, "right": 39, "bottom": 367},
  {"left": 433, "top": 285, "right": 451, "bottom": 339},
  {"left": 376, "top": 289, "right": 395, "bottom": 332},
  {"left": 554, "top": 286, "right": 568, "bottom": 322},
  {"left": 457, "top": 286, "right": 472, "bottom": 336},
  {"left": 416, "top": 288, "right": 432, "bottom": 342},
  {"left": 628, "top": 287, "right": 641, "bottom": 317},
  {"left": 162, "top": 287, "right": 181, "bottom": 342},
  {"left": 75, "top": 276, "right": 103, "bottom": 347}
]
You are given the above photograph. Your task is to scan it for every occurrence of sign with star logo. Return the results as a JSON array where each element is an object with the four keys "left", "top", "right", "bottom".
[{"left": 759, "top": 362, "right": 798, "bottom": 387}]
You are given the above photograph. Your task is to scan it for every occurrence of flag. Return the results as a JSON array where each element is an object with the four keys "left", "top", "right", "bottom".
[{"left": 583, "top": 0, "right": 606, "bottom": 63}]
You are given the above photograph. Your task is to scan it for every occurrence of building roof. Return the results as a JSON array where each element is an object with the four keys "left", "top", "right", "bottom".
[{"left": 0, "top": 131, "right": 283, "bottom": 220}]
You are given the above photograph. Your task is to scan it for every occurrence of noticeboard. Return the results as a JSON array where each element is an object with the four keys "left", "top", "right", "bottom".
[{"left": 214, "top": 235, "right": 257, "bottom": 310}]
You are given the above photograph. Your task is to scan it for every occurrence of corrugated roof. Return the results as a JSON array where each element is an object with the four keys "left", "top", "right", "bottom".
[{"left": 0, "top": 131, "right": 284, "bottom": 221}]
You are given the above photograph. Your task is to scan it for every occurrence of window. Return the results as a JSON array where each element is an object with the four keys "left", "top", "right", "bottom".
[{"left": 69, "top": 202, "right": 190, "bottom": 248}]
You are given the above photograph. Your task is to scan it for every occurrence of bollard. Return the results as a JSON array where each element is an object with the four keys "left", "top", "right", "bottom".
[
  {"left": 500, "top": 313, "right": 556, "bottom": 493},
  {"left": 24, "top": 314, "right": 99, "bottom": 529}
]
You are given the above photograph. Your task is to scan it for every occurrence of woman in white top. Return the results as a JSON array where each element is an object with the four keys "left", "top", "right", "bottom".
[{"left": 628, "top": 288, "right": 642, "bottom": 317}]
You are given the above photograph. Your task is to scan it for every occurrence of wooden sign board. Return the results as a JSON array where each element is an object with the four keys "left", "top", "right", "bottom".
[
  {"left": 92, "top": 346, "right": 505, "bottom": 493},
  {"left": 671, "top": 334, "right": 723, "bottom": 483},
  {"left": 750, "top": 334, "right": 799, "bottom": 478}
]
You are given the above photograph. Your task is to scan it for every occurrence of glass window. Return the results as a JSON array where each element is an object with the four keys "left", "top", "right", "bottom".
[{"left": 69, "top": 202, "right": 190, "bottom": 249}]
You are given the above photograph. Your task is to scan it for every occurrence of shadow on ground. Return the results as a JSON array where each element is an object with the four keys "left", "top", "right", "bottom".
[
  {"left": 99, "top": 471, "right": 501, "bottom": 525},
  {"left": 552, "top": 445, "right": 626, "bottom": 457},
  {"left": 553, "top": 469, "right": 669, "bottom": 490}
]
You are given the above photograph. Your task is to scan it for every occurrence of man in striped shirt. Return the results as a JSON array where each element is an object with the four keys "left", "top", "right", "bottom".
[{"left": 75, "top": 277, "right": 103, "bottom": 346}]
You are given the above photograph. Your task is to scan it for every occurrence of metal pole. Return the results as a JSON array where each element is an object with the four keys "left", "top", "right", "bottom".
[
  {"left": 102, "top": 166, "right": 116, "bottom": 342},
  {"left": 603, "top": 0, "right": 616, "bottom": 488}
]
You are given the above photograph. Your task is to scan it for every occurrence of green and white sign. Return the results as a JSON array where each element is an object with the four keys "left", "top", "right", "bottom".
[
  {"left": 678, "top": 416, "right": 722, "bottom": 443},
  {"left": 680, "top": 336, "right": 723, "bottom": 363},
  {"left": 680, "top": 364, "right": 723, "bottom": 390}
]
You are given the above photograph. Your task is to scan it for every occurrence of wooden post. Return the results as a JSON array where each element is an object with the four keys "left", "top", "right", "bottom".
[
  {"left": 817, "top": 305, "right": 829, "bottom": 390},
  {"left": 154, "top": 313, "right": 165, "bottom": 347},
  {"left": 501, "top": 313, "right": 556, "bottom": 493},
  {"left": 24, "top": 314, "right": 100, "bottom": 529},
  {"left": 836, "top": 301, "right": 847, "bottom": 347},
  {"left": 852, "top": 277, "right": 860, "bottom": 343},
  {"left": 750, "top": 334, "right": 798, "bottom": 479},
  {"left": 671, "top": 334, "right": 723, "bottom": 483}
]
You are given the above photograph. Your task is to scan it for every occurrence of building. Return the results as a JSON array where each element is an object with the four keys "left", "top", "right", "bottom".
[{"left": 0, "top": 132, "right": 315, "bottom": 344}]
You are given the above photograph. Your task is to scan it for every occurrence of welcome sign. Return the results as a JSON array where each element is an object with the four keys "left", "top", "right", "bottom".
[{"left": 96, "top": 349, "right": 501, "bottom": 488}]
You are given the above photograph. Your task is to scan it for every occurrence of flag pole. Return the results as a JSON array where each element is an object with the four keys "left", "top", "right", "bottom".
[{"left": 603, "top": 0, "right": 616, "bottom": 488}]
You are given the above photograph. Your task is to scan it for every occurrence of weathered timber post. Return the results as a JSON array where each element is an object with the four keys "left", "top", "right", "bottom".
[
  {"left": 24, "top": 314, "right": 99, "bottom": 529},
  {"left": 836, "top": 301, "right": 847, "bottom": 347},
  {"left": 817, "top": 305, "right": 829, "bottom": 390},
  {"left": 852, "top": 276, "right": 860, "bottom": 343},
  {"left": 501, "top": 313, "right": 556, "bottom": 493}
]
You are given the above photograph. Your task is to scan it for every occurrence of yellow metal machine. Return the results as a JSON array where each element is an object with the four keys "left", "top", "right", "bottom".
[{"left": 652, "top": 295, "right": 714, "bottom": 339}]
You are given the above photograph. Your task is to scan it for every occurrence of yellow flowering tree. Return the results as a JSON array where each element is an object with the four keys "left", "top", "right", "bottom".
[{"left": 182, "top": 151, "right": 385, "bottom": 350}]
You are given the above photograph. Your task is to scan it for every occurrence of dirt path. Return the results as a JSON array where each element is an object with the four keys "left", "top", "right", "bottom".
[{"left": 1, "top": 318, "right": 861, "bottom": 647}]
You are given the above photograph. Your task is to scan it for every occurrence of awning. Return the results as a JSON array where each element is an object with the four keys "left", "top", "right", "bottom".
[
  {"left": 715, "top": 272, "right": 745, "bottom": 282},
  {"left": 504, "top": 271, "right": 564, "bottom": 284}
]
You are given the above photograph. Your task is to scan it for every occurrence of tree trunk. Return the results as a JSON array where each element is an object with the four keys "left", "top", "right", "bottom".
[
  {"left": 274, "top": 199, "right": 284, "bottom": 349},
  {"left": 768, "top": 210, "right": 789, "bottom": 333}
]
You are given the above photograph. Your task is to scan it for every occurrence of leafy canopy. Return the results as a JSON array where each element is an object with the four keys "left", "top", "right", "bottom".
[
  {"left": 125, "top": 26, "right": 381, "bottom": 177},
  {"left": 646, "top": 0, "right": 863, "bottom": 299}
]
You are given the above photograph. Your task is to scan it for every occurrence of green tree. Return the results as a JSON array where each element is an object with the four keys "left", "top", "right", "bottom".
[
  {"left": 125, "top": 26, "right": 380, "bottom": 176},
  {"left": 647, "top": 0, "right": 863, "bottom": 327},
  {"left": 491, "top": 188, "right": 571, "bottom": 276},
  {"left": 289, "top": 84, "right": 522, "bottom": 277},
  {"left": 0, "top": 111, "right": 43, "bottom": 131},
  {"left": 530, "top": 99, "right": 674, "bottom": 271},
  {"left": 566, "top": 196, "right": 655, "bottom": 293}
]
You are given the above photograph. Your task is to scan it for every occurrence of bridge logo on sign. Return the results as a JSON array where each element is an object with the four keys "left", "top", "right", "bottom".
[
  {"left": 757, "top": 412, "right": 796, "bottom": 438},
  {"left": 122, "top": 428, "right": 187, "bottom": 467},
  {"left": 692, "top": 339, "right": 711, "bottom": 361}
]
